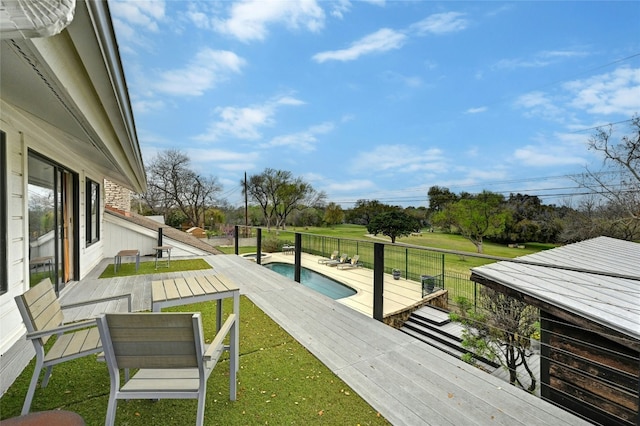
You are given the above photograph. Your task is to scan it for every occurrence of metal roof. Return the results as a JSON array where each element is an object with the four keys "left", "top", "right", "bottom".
[{"left": 471, "top": 236, "right": 640, "bottom": 341}]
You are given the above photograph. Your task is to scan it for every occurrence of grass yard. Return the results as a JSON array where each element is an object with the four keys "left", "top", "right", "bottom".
[
  {"left": 98, "top": 258, "right": 212, "bottom": 278},
  {"left": 0, "top": 296, "right": 389, "bottom": 425}
]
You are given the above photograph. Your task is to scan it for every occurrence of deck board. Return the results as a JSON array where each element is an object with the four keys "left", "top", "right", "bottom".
[{"left": 46, "top": 254, "right": 589, "bottom": 426}]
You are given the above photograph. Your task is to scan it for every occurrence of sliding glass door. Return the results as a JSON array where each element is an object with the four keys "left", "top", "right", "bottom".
[{"left": 28, "top": 152, "right": 78, "bottom": 292}]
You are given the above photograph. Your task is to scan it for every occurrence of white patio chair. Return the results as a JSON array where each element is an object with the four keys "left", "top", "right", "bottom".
[{"left": 96, "top": 311, "right": 237, "bottom": 426}]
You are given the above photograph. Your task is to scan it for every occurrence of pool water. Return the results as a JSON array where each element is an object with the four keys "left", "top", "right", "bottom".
[{"left": 264, "top": 263, "right": 356, "bottom": 300}]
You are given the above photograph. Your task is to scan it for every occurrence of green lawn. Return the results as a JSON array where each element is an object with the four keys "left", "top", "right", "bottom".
[
  {"left": 0, "top": 296, "right": 389, "bottom": 425},
  {"left": 99, "top": 258, "right": 212, "bottom": 278}
]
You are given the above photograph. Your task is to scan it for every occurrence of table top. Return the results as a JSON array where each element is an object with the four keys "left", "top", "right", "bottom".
[
  {"left": 153, "top": 245, "right": 172, "bottom": 250},
  {"left": 152, "top": 274, "right": 239, "bottom": 306},
  {"left": 116, "top": 249, "right": 139, "bottom": 256},
  {"left": 29, "top": 256, "right": 53, "bottom": 265}
]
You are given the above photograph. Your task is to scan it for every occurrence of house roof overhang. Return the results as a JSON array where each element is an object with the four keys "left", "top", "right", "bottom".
[{"left": 0, "top": 0, "right": 146, "bottom": 192}]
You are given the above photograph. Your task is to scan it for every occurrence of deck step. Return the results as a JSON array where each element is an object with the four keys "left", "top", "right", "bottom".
[
  {"left": 401, "top": 309, "right": 501, "bottom": 372},
  {"left": 412, "top": 305, "right": 451, "bottom": 326}
]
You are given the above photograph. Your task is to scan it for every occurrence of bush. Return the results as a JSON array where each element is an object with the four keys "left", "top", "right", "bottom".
[{"left": 262, "top": 235, "right": 281, "bottom": 252}]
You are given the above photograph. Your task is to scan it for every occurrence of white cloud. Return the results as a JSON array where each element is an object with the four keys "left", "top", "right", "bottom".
[
  {"left": 214, "top": 0, "right": 325, "bottom": 42},
  {"left": 195, "top": 95, "right": 305, "bottom": 142},
  {"left": 565, "top": 67, "right": 640, "bottom": 115},
  {"left": 515, "top": 91, "right": 565, "bottom": 122},
  {"left": 466, "top": 106, "right": 487, "bottom": 114},
  {"left": 325, "top": 179, "right": 375, "bottom": 193},
  {"left": 188, "top": 148, "right": 260, "bottom": 173},
  {"left": 153, "top": 49, "right": 245, "bottom": 96},
  {"left": 350, "top": 145, "right": 446, "bottom": 173},
  {"left": 132, "top": 99, "right": 165, "bottom": 114},
  {"left": 410, "top": 12, "right": 469, "bottom": 35},
  {"left": 109, "top": 1, "right": 165, "bottom": 40},
  {"left": 313, "top": 28, "right": 406, "bottom": 63},
  {"left": 513, "top": 145, "right": 587, "bottom": 167},
  {"left": 264, "top": 122, "right": 335, "bottom": 151},
  {"left": 494, "top": 49, "right": 589, "bottom": 70}
]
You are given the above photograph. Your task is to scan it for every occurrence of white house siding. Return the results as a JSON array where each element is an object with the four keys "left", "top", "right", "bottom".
[
  {"left": 104, "top": 214, "right": 211, "bottom": 258},
  {"left": 0, "top": 102, "right": 111, "bottom": 373}
]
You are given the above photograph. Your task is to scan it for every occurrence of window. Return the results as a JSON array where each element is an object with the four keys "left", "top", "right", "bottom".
[
  {"left": 86, "top": 179, "right": 100, "bottom": 245},
  {"left": 1, "top": 131, "right": 6, "bottom": 294}
]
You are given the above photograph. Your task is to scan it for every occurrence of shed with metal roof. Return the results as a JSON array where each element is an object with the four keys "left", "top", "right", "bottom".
[{"left": 471, "top": 236, "right": 639, "bottom": 426}]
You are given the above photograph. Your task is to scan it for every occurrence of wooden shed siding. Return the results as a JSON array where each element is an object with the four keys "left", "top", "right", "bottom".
[{"left": 541, "top": 311, "right": 639, "bottom": 426}]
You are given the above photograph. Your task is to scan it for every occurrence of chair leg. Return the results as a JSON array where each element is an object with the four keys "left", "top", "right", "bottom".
[
  {"left": 21, "top": 360, "right": 43, "bottom": 415},
  {"left": 105, "top": 396, "right": 118, "bottom": 426},
  {"left": 41, "top": 365, "right": 53, "bottom": 387},
  {"left": 196, "top": 390, "right": 206, "bottom": 426}
]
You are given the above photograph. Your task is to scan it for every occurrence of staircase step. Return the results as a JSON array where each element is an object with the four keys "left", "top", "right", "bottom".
[
  {"left": 401, "top": 326, "right": 466, "bottom": 359},
  {"left": 406, "top": 316, "right": 461, "bottom": 342},
  {"left": 402, "top": 311, "right": 502, "bottom": 371},
  {"left": 412, "top": 305, "right": 451, "bottom": 326}
]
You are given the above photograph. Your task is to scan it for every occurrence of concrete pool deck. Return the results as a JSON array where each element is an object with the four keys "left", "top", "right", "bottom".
[{"left": 261, "top": 251, "right": 425, "bottom": 318}]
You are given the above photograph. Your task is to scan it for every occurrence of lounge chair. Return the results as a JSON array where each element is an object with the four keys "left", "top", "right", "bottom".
[
  {"left": 318, "top": 250, "right": 339, "bottom": 264},
  {"left": 337, "top": 255, "right": 361, "bottom": 270},
  {"left": 325, "top": 253, "right": 348, "bottom": 267}
]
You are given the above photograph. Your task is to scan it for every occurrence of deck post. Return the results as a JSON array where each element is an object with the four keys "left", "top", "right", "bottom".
[
  {"left": 373, "top": 243, "right": 384, "bottom": 321},
  {"left": 294, "top": 233, "right": 302, "bottom": 283},
  {"left": 256, "top": 228, "right": 262, "bottom": 265},
  {"left": 157, "top": 227, "right": 163, "bottom": 258},
  {"left": 234, "top": 226, "right": 239, "bottom": 255}
]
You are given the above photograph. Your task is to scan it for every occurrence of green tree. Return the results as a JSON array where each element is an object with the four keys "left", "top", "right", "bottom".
[
  {"left": 432, "top": 191, "right": 509, "bottom": 253},
  {"left": 427, "top": 186, "right": 458, "bottom": 213},
  {"left": 323, "top": 202, "right": 344, "bottom": 227},
  {"left": 367, "top": 210, "right": 420, "bottom": 243},
  {"left": 451, "top": 290, "right": 538, "bottom": 392},
  {"left": 346, "top": 199, "right": 394, "bottom": 225}
]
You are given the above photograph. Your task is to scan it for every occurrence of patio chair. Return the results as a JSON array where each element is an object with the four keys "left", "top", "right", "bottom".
[
  {"left": 337, "top": 255, "right": 361, "bottom": 270},
  {"left": 96, "top": 312, "right": 237, "bottom": 426},
  {"left": 14, "top": 278, "right": 132, "bottom": 415},
  {"left": 317, "top": 250, "right": 339, "bottom": 264},
  {"left": 324, "top": 253, "right": 348, "bottom": 267}
]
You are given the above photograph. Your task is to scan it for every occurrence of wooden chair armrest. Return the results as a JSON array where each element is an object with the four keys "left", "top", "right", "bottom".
[
  {"left": 25, "top": 319, "right": 97, "bottom": 340},
  {"left": 62, "top": 293, "right": 132, "bottom": 312},
  {"left": 204, "top": 314, "right": 236, "bottom": 363}
]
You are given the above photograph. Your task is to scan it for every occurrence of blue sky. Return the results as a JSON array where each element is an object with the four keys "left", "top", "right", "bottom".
[{"left": 110, "top": 0, "right": 640, "bottom": 208}]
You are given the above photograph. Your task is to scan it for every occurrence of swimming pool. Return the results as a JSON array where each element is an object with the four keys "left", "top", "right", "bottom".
[{"left": 264, "top": 263, "right": 356, "bottom": 300}]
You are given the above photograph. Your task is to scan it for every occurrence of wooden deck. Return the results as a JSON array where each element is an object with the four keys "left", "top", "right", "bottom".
[{"left": 57, "top": 254, "right": 587, "bottom": 425}]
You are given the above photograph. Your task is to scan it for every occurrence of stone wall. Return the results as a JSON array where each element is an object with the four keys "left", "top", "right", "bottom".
[
  {"left": 383, "top": 289, "right": 449, "bottom": 329},
  {"left": 104, "top": 180, "right": 132, "bottom": 212}
]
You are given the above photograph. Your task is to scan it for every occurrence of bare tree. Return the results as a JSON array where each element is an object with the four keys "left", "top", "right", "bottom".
[
  {"left": 244, "top": 168, "right": 325, "bottom": 230},
  {"left": 576, "top": 116, "right": 640, "bottom": 239},
  {"left": 142, "top": 150, "right": 222, "bottom": 227}
]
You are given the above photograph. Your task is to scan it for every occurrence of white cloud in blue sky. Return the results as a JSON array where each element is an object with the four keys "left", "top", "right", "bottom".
[{"left": 111, "top": 0, "right": 640, "bottom": 207}]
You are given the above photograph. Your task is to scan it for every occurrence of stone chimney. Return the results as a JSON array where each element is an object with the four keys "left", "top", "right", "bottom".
[{"left": 104, "top": 179, "right": 132, "bottom": 213}]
